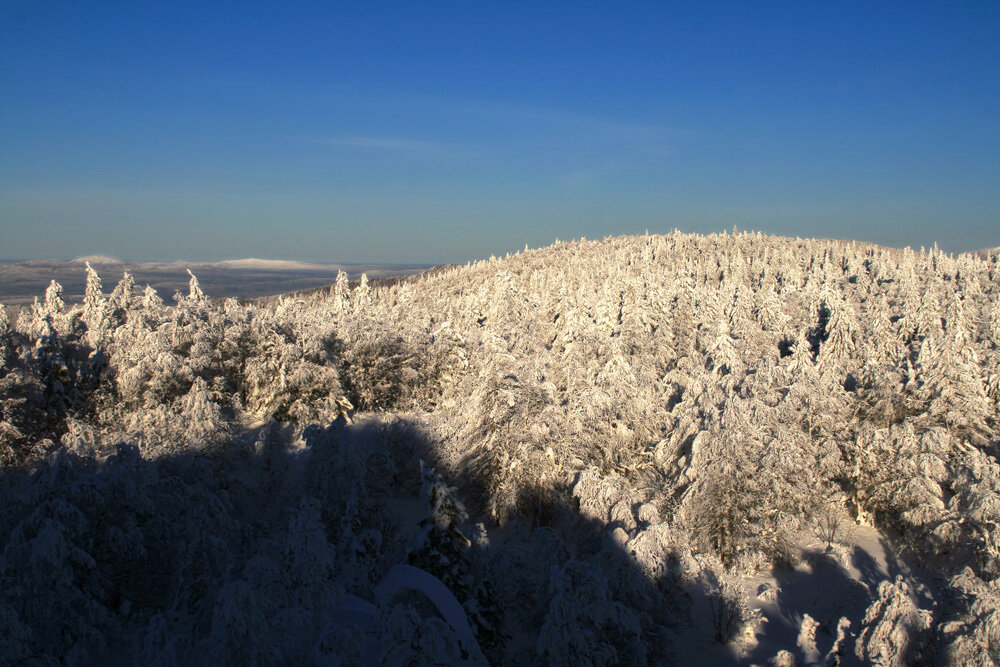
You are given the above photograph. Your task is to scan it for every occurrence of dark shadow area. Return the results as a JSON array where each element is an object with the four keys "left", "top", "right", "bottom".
[
  {"left": 9, "top": 412, "right": 941, "bottom": 665},
  {"left": 0, "top": 415, "right": 777, "bottom": 665},
  {"left": 852, "top": 543, "right": 887, "bottom": 593},
  {"left": 743, "top": 549, "right": 870, "bottom": 666}
]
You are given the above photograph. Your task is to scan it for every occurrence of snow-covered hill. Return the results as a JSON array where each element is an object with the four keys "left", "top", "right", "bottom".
[
  {"left": 71, "top": 254, "right": 121, "bottom": 265},
  {"left": 1, "top": 231, "right": 998, "bottom": 664}
]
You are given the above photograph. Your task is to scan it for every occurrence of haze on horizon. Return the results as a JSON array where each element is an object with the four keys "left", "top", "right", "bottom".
[{"left": 1, "top": 2, "right": 998, "bottom": 264}]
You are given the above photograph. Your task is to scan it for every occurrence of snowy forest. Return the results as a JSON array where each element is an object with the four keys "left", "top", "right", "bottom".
[{"left": 1, "top": 230, "right": 999, "bottom": 665}]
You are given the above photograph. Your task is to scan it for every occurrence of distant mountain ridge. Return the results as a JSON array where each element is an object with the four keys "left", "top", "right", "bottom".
[
  {"left": 0, "top": 257, "right": 429, "bottom": 305},
  {"left": 71, "top": 254, "right": 121, "bottom": 264}
]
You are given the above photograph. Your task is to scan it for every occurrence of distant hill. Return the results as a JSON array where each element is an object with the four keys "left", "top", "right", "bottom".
[
  {"left": 0, "top": 258, "right": 429, "bottom": 305},
  {"left": 71, "top": 254, "right": 121, "bottom": 265}
]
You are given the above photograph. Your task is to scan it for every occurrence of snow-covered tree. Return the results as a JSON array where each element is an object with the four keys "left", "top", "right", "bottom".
[
  {"left": 109, "top": 271, "right": 135, "bottom": 311},
  {"left": 333, "top": 269, "right": 350, "bottom": 313},
  {"left": 82, "top": 262, "right": 108, "bottom": 349},
  {"left": 855, "top": 577, "right": 931, "bottom": 666},
  {"left": 44, "top": 279, "right": 65, "bottom": 318},
  {"left": 537, "top": 559, "right": 646, "bottom": 666},
  {"left": 353, "top": 272, "right": 371, "bottom": 312}
]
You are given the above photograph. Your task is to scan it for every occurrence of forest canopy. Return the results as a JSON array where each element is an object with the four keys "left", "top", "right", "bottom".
[{"left": 1, "top": 231, "right": 998, "bottom": 665}]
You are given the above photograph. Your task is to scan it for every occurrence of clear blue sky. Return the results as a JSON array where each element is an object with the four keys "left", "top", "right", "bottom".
[{"left": 2, "top": 1, "right": 998, "bottom": 263}]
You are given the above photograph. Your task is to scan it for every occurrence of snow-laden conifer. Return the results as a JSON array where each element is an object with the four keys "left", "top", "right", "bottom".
[
  {"left": 353, "top": 272, "right": 371, "bottom": 312},
  {"left": 43, "top": 280, "right": 64, "bottom": 316},
  {"left": 109, "top": 271, "right": 135, "bottom": 311},
  {"left": 82, "top": 262, "right": 108, "bottom": 349},
  {"left": 855, "top": 577, "right": 931, "bottom": 665},
  {"left": 185, "top": 268, "right": 205, "bottom": 303},
  {"left": 333, "top": 269, "right": 350, "bottom": 313}
]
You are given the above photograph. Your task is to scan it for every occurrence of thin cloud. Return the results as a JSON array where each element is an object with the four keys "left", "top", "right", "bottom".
[
  {"left": 390, "top": 93, "right": 687, "bottom": 152},
  {"left": 298, "top": 86, "right": 684, "bottom": 156},
  {"left": 321, "top": 136, "right": 441, "bottom": 151}
]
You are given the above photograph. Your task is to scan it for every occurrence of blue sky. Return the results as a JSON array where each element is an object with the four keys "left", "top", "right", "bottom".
[{"left": 1, "top": 2, "right": 998, "bottom": 263}]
